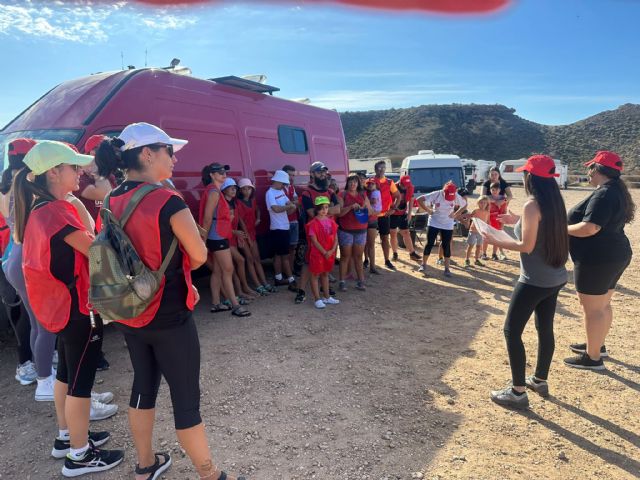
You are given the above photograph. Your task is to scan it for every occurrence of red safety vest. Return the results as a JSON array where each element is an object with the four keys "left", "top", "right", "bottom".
[
  {"left": 106, "top": 184, "right": 196, "bottom": 328},
  {"left": 393, "top": 183, "right": 414, "bottom": 215},
  {"left": 337, "top": 191, "right": 367, "bottom": 231},
  {"left": 199, "top": 184, "right": 232, "bottom": 240},
  {"left": 300, "top": 186, "right": 335, "bottom": 221},
  {"left": 228, "top": 199, "right": 240, "bottom": 247},
  {"left": 373, "top": 177, "right": 394, "bottom": 214},
  {"left": 23, "top": 201, "right": 91, "bottom": 333},
  {"left": 306, "top": 216, "right": 338, "bottom": 275},
  {"left": 285, "top": 184, "right": 299, "bottom": 222},
  {"left": 236, "top": 197, "right": 257, "bottom": 241},
  {"left": 0, "top": 214, "right": 10, "bottom": 255}
]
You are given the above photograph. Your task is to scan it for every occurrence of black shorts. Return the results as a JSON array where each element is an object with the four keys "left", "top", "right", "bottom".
[
  {"left": 367, "top": 220, "right": 378, "bottom": 229},
  {"left": 56, "top": 310, "right": 103, "bottom": 398},
  {"left": 574, "top": 259, "right": 631, "bottom": 295},
  {"left": 270, "top": 229, "right": 290, "bottom": 256},
  {"left": 389, "top": 214, "right": 409, "bottom": 230},
  {"left": 377, "top": 216, "right": 391, "bottom": 235},
  {"left": 206, "top": 238, "right": 229, "bottom": 252}
]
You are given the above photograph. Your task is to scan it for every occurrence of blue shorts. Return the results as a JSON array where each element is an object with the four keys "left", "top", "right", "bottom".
[
  {"left": 289, "top": 221, "right": 299, "bottom": 246},
  {"left": 338, "top": 229, "right": 367, "bottom": 247}
]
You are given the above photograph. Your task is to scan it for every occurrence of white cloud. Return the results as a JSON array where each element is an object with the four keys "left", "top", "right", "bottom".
[
  {"left": 310, "top": 87, "right": 481, "bottom": 111},
  {"left": 0, "top": 2, "right": 199, "bottom": 43}
]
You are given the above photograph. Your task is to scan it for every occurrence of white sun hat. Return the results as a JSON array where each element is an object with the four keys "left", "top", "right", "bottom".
[{"left": 118, "top": 122, "right": 188, "bottom": 152}]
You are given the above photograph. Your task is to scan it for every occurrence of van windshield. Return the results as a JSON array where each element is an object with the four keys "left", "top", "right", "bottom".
[
  {"left": 0, "top": 129, "right": 83, "bottom": 170},
  {"left": 409, "top": 167, "right": 464, "bottom": 193}
]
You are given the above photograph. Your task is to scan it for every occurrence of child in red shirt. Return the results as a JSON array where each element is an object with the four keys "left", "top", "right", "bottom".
[
  {"left": 486, "top": 182, "right": 508, "bottom": 260},
  {"left": 306, "top": 196, "right": 339, "bottom": 309}
]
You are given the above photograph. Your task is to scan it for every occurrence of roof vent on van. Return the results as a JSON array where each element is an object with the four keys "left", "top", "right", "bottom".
[
  {"left": 418, "top": 150, "right": 435, "bottom": 155},
  {"left": 210, "top": 76, "right": 280, "bottom": 95},
  {"left": 241, "top": 74, "right": 267, "bottom": 84}
]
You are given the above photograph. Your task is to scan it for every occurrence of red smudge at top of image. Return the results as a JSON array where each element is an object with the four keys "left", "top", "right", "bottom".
[{"left": 130, "top": 0, "right": 510, "bottom": 14}]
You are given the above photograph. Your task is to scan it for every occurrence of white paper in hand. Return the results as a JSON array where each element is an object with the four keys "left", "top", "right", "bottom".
[{"left": 472, "top": 218, "right": 513, "bottom": 243}]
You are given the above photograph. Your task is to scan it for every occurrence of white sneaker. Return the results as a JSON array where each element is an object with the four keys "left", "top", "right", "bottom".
[
  {"left": 418, "top": 264, "right": 426, "bottom": 272},
  {"left": 314, "top": 299, "right": 326, "bottom": 309},
  {"left": 322, "top": 297, "right": 340, "bottom": 305},
  {"left": 15, "top": 360, "right": 37, "bottom": 385},
  {"left": 90, "top": 399, "right": 118, "bottom": 421},
  {"left": 35, "top": 375, "right": 55, "bottom": 401},
  {"left": 91, "top": 391, "right": 114, "bottom": 404}
]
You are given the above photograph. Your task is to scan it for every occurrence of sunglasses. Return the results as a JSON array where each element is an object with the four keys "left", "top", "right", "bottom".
[
  {"left": 212, "top": 169, "right": 227, "bottom": 176},
  {"left": 150, "top": 143, "right": 174, "bottom": 157},
  {"left": 59, "top": 163, "right": 81, "bottom": 172}
]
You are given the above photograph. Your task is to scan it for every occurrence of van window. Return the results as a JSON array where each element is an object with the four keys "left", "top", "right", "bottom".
[
  {"left": 0, "top": 129, "right": 83, "bottom": 171},
  {"left": 278, "top": 125, "right": 308, "bottom": 154},
  {"left": 409, "top": 167, "right": 464, "bottom": 193},
  {"left": 503, "top": 164, "right": 514, "bottom": 173}
]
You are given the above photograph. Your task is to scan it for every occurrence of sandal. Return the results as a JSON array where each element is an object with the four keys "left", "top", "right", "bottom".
[
  {"left": 255, "top": 285, "right": 269, "bottom": 296},
  {"left": 216, "top": 471, "right": 247, "bottom": 480},
  {"left": 135, "top": 452, "right": 171, "bottom": 480},
  {"left": 231, "top": 305, "right": 251, "bottom": 317},
  {"left": 211, "top": 303, "right": 231, "bottom": 313},
  {"left": 264, "top": 283, "right": 277, "bottom": 293}
]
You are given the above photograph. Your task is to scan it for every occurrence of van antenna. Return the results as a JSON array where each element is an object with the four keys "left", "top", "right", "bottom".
[
  {"left": 145, "top": 49, "right": 148, "bottom": 67},
  {"left": 121, "top": 51, "right": 124, "bottom": 70}
]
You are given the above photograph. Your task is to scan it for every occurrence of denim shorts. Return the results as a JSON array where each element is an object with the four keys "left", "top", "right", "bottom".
[
  {"left": 467, "top": 231, "right": 484, "bottom": 246},
  {"left": 338, "top": 229, "right": 367, "bottom": 247},
  {"left": 289, "top": 221, "right": 299, "bottom": 246}
]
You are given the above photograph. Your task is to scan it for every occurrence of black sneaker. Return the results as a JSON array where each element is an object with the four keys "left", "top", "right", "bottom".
[
  {"left": 52, "top": 432, "right": 110, "bottom": 459},
  {"left": 563, "top": 353, "right": 606, "bottom": 371},
  {"left": 409, "top": 251, "right": 422, "bottom": 261},
  {"left": 384, "top": 260, "right": 396, "bottom": 270},
  {"left": 274, "top": 278, "right": 290, "bottom": 286},
  {"left": 569, "top": 343, "right": 608, "bottom": 358},
  {"left": 96, "top": 353, "right": 109, "bottom": 372},
  {"left": 61, "top": 442, "right": 124, "bottom": 477},
  {"left": 294, "top": 289, "right": 306, "bottom": 304},
  {"left": 363, "top": 259, "right": 369, "bottom": 269},
  {"left": 392, "top": 252, "right": 399, "bottom": 261}
]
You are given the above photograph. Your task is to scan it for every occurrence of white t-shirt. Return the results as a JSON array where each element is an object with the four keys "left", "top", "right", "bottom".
[
  {"left": 369, "top": 190, "right": 382, "bottom": 214},
  {"left": 265, "top": 187, "right": 291, "bottom": 231},
  {"left": 418, "top": 191, "right": 467, "bottom": 230}
]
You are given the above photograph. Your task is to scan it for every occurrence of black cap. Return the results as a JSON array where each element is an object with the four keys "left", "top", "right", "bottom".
[
  {"left": 209, "top": 163, "right": 230, "bottom": 173},
  {"left": 310, "top": 161, "right": 328, "bottom": 173}
]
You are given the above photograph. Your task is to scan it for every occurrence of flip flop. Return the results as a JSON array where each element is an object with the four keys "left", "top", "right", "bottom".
[
  {"left": 211, "top": 303, "right": 231, "bottom": 313},
  {"left": 135, "top": 452, "right": 172, "bottom": 480}
]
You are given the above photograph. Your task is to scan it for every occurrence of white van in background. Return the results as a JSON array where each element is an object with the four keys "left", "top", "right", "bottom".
[
  {"left": 400, "top": 150, "right": 465, "bottom": 195},
  {"left": 460, "top": 159, "right": 497, "bottom": 193},
  {"left": 499, "top": 158, "right": 568, "bottom": 189}
]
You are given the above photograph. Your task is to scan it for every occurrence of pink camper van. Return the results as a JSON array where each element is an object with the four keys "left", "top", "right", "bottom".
[{"left": 0, "top": 67, "right": 349, "bottom": 249}]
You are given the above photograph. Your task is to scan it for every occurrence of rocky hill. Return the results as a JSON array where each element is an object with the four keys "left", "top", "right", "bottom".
[{"left": 340, "top": 103, "right": 640, "bottom": 173}]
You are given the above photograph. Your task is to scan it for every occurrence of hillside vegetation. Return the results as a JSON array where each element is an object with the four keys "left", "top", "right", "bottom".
[{"left": 341, "top": 103, "right": 640, "bottom": 173}]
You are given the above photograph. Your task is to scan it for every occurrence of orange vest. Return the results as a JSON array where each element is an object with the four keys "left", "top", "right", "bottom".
[
  {"left": 373, "top": 177, "right": 393, "bottom": 214},
  {"left": 106, "top": 184, "right": 196, "bottom": 328},
  {"left": 23, "top": 201, "right": 90, "bottom": 333}
]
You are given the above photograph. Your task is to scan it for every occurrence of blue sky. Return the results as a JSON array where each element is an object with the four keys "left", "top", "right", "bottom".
[{"left": 1, "top": 0, "right": 639, "bottom": 127}]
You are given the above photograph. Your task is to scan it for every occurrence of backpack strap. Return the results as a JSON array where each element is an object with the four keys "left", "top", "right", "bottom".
[{"left": 104, "top": 184, "right": 160, "bottom": 228}]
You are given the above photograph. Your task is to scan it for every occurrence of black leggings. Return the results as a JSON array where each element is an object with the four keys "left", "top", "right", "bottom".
[
  {"left": 119, "top": 314, "right": 202, "bottom": 430},
  {"left": 504, "top": 281, "right": 563, "bottom": 387},
  {"left": 14, "top": 304, "right": 32, "bottom": 365},
  {"left": 56, "top": 312, "right": 103, "bottom": 398},
  {"left": 423, "top": 226, "right": 453, "bottom": 257}
]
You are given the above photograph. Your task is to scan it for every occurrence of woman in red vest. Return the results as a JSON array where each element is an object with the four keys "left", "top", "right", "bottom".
[
  {"left": 95, "top": 123, "right": 246, "bottom": 480},
  {"left": 337, "top": 174, "right": 372, "bottom": 291},
  {"left": 15, "top": 140, "right": 124, "bottom": 477}
]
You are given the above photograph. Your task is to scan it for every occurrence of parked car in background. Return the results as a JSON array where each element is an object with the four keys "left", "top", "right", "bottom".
[
  {"left": 400, "top": 150, "right": 465, "bottom": 195},
  {"left": 500, "top": 158, "right": 568, "bottom": 189}
]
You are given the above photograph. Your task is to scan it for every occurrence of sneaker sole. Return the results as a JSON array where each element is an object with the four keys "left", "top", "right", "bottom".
[
  {"left": 52, "top": 436, "right": 111, "bottom": 459},
  {"left": 61, "top": 456, "right": 124, "bottom": 477},
  {"left": 490, "top": 396, "right": 529, "bottom": 410},
  {"left": 563, "top": 361, "right": 606, "bottom": 371},
  {"left": 35, "top": 395, "right": 55, "bottom": 402},
  {"left": 15, "top": 375, "right": 37, "bottom": 386},
  {"left": 90, "top": 409, "right": 118, "bottom": 421},
  {"left": 569, "top": 346, "right": 609, "bottom": 358}
]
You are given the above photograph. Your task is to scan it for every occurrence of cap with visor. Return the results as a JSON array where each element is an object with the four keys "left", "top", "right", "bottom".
[
  {"left": 443, "top": 182, "right": 458, "bottom": 201},
  {"left": 118, "top": 122, "right": 188, "bottom": 152},
  {"left": 310, "top": 162, "right": 328, "bottom": 173},
  {"left": 23, "top": 140, "right": 93, "bottom": 176},
  {"left": 516, "top": 155, "right": 560, "bottom": 178},
  {"left": 314, "top": 196, "right": 330, "bottom": 206},
  {"left": 8, "top": 138, "right": 37, "bottom": 156},
  {"left": 584, "top": 151, "right": 623, "bottom": 171}
]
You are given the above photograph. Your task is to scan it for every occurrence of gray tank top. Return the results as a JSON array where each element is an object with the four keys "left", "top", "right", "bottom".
[{"left": 515, "top": 219, "right": 567, "bottom": 288}]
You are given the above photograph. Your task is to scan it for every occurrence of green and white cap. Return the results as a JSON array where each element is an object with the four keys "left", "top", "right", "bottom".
[{"left": 23, "top": 140, "right": 93, "bottom": 176}]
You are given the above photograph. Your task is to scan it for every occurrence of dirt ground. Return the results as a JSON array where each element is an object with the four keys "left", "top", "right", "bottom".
[{"left": 0, "top": 187, "right": 638, "bottom": 480}]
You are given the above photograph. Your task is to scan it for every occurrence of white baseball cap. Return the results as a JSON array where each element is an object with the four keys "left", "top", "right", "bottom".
[
  {"left": 271, "top": 170, "right": 290, "bottom": 184},
  {"left": 118, "top": 122, "right": 188, "bottom": 152}
]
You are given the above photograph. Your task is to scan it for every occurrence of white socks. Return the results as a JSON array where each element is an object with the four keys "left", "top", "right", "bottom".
[{"left": 69, "top": 443, "right": 89, "bottom": 460}]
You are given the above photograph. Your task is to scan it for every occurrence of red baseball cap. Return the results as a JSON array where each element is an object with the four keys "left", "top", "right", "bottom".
[
  {"left": 62, "top": 142, "right": 80, "bottom": 153},
  {"left": 516, "top": 155, "right": 559, "bottom": 178},
  {"left": 400, "top": 175, "right": 412, "bottom": 186},
  {"left": 8, "top": 138, "right": 37, "bottom": 156},
  {"left": 443, "top": 181, "right": 457, "bottom": 200},
  {"left": 84, "top": 134, "right": 105, "bottom": 155},
  {"left": 584, "top": 151, "right": 623, "bottom": 171}
]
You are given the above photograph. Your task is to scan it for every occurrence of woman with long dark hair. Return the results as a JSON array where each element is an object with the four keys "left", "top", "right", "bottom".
[
  {"left": 95, "top": 122, "right": 246, "bottom": 480},
  {"left": 482, "top": 155, "right": 568, "bottom": 409},
  {"left": 15, "top": 140, "right": 123, "bottom": 476},
  {"left": 564, "top": 151, "right": 634, "bottom": 370}
]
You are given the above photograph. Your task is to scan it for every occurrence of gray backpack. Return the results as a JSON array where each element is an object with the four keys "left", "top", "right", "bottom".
[{"left": 88, "top": 184, "right": 177, "bottom": 322}]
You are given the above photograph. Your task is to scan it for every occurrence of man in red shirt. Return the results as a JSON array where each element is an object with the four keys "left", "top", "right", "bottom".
[{"left": 373, "top": 161, "right": 400, "bottom": 270}]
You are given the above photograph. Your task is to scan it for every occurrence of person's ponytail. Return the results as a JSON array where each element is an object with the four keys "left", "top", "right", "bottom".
[
  {"left": 13, "top": 168, "right": 55, "bottom": 244},
  {"left": 95, "top": 137, "right": 126, "bottom": 178}
]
